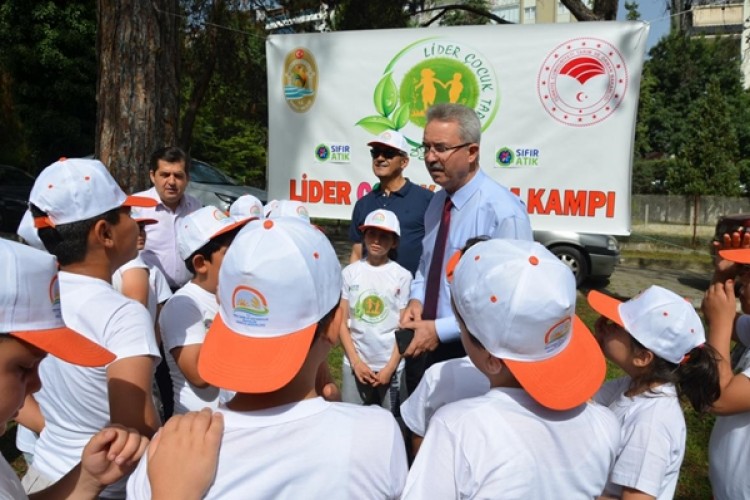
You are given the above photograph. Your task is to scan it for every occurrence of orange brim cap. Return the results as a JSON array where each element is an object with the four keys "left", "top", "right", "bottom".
[
  {"left": 11, "top": 327, "right": 115, "bottom": 367},
  {"left": 198, "top": 312, "right": 316, "bottom": 393},
  {"left": 504, "top": 316, "right": 605, "bottom": 410},
  {"left": 124, "top": 195, "right": 158, "bottom": 208},
  {"left": 587, "top": 290, "right": 625, "bottom": 327},
  {"left": 719, "top": 249, "right": 750, "bottom": 264}
]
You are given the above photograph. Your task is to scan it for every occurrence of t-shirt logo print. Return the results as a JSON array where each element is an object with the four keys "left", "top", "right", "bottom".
[{"left": 354, "top": 290, "right": 388, "bottom": 324}]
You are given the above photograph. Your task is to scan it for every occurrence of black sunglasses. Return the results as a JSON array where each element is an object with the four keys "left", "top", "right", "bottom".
[{"left": 370, "top": 148, "right": 402, "bottom": 160}]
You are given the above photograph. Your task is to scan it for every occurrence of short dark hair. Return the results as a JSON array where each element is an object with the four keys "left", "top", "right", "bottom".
[
  {"left": 30, "top": 204, "right": 121, "bottom": 266},
  {"left": 149, "top": 146, "right": 189, "bottom": 174},
  {"left": 184, "top": 226, "right": 243, "bottom": 275}
]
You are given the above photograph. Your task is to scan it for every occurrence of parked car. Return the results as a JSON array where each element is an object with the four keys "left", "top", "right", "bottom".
[
  {"left": 533, "top": 230, "right": 620, "bottom": 287},
  {"left": 0, "top": 164, "right": 35, "bottom": 236},
  {"left": 188, "top": 159, "right": 267, "bottom": 212}
]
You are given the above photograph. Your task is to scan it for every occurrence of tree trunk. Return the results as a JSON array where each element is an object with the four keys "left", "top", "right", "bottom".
[{"left": 96, "top": 0, "right": 180, "bottom": 193}]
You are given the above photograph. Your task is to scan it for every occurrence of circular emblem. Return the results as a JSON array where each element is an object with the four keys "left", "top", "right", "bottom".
[
  {"left": 283, "top": 47, "right": 318, "bottom": 113},
  {"left": 496, "top": 147, "right": 514, "bottom": 167},
  {"left": 538, "top": 38, "right": 628, "bottom": 127},
  {"left": 356, "top": 38, "right": 500, "bottom": 149},
  {"left": 314, "top": 143, "right": 330, "bottom": 162},
  {"left": 232, "top": 286, "right": 269, "bottom": 326},
  {"left": 354, "top": 291, "right": 388, "bottom": 324}
]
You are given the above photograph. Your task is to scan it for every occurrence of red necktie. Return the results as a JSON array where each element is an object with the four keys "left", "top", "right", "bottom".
[{"left": 423, "top": 197, "right": 452, "bottom": 320}]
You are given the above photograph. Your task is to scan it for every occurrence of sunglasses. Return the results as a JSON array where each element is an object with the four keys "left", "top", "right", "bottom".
[{"left": 370, "top": 148, "right": 402, "bottom": 160}]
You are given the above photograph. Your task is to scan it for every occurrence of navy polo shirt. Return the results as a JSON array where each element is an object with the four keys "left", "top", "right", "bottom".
[{"left": 349, "top": 180, "right": 434, "bottom": 276}]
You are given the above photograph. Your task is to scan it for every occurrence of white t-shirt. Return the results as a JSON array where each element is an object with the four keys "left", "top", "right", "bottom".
[
  {"left": 710, "top": 314, "right": 750, "bottom": 500},
  {"left": 400, "top": 357, "right": 490, "bottom": 436},
  {"left": 0, "top": 459, "right": 26, "bottom": 499},
  {"left": 595, "top": 377, "right": 685, "bottom": 499},
  {"left": 341, "top": 260, "right": 411, "bottom": 371},
  {"left": 159, "top": 281, "right": 220, "bottom": 414},
  {"left": 402, "top": 387, "right": 620, "bottom": 499},
  {"left": 127, "top": 397, "right": 408, "bottom": 499},
  {"left": 112, "top": 253, "right": 172, "bottom": 321},
  {"left": 32, "top": 272, "right": 160, "bottom": 498}
]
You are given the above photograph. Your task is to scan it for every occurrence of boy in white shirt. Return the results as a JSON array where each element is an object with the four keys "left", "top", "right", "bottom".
[
  {"left": 127, "top": 216, "right": 408, "bottom": 499},
  {"left": 159, "top": 206, "right": 250, "bottom": 414},
  {"left": 0, "top": 238, "right": 149, "bottom": 500},
  {"left": 20, "top": 158, "right": 162, "bottom": 499},
  {"left": 402, "top": 239, "right": 620, "bottom": 499}
]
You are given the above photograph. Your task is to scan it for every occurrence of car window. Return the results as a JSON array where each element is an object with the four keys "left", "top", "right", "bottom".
[
  {"left": 190, "top": 160, "right": 236, "bottom": 185},
  {"left": 0, "top": 165, "right": 34, "bottom": 186}
]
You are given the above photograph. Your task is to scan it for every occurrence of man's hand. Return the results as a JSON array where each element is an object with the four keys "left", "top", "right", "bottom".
[
  {"left": 401, "top": 319, "right": 440, "bottom": 357},
  {"left": 148, "top": 408, "right": 224, "bottom": 500},
  {"left": 81, "top": 425, "right": 149, "bottom": 489},
  {"left": 713, "top": 231, "right": 750, "bottom": 283},
  {"left": 401, "top": 299, "right": 423, "bottom": 324}
]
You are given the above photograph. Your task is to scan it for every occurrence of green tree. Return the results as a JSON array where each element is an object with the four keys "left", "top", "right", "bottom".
[
  {"left": 332, "top": 0, "right": 410, "bottom": 30},
  {"left": 624, "top": 1, "right": 640, "bottom": 20},
  {"left": 0, "top": 1, "right": 97, "bottom": 170}
]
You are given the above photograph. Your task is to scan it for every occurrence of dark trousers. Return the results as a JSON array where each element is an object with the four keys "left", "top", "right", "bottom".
[{"left": 404, "top": 340, "right": 466, "bottom": 394}]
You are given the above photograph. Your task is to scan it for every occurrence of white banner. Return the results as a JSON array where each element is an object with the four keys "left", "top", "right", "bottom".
[{"left": 266, "top": 21, "right": 649, "bottom": 235}]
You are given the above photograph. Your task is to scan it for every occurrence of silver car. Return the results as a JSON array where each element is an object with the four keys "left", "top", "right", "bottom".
[
  {"left": 187, "top": 159, "right": 267, "bottom": 211},
  {"left": 533, "top": 230, "right": 620, "bottom": 286}
]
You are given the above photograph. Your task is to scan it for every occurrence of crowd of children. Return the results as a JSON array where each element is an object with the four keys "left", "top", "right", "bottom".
[{"left": 3, "top": 154, "right": 750, "bottom": 499}]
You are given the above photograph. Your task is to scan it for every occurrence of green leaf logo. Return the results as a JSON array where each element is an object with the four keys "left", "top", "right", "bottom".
[{"left": 355, "top": 115, "right": 397, "bottom": 135}]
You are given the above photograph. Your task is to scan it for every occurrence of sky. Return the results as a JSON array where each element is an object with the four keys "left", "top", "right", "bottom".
[{"left": 616, "top": 0, "right": 673, "bottom": 52}]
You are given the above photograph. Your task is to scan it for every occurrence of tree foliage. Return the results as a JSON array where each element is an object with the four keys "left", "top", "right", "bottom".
[
  {"left": 331, "top": 0, "right": 410, "bottom": 30},
  {"left": 438, "top": 0, "right": 493, "bottom": 26},
  {"left": 0, "top": 0, "right": 97, "bottom": 170},
  {"left": 667, "top": 78, "right": 740, "bottom": 197}
]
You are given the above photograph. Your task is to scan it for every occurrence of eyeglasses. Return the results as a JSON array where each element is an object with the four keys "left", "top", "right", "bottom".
[
  {"left": 370, "top": 148, "right": 403, "bottom": 160},
  {"left": 418, "top": 142, "right": 472, "bottom": 155}
]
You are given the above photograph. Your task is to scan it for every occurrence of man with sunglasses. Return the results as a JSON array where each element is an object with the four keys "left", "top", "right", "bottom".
[
  {"left": 401, "top": 103, "right": 533, "bottom": 393},
  {"left": 349, "top": 130, "right": 433, "bottom": 276}
]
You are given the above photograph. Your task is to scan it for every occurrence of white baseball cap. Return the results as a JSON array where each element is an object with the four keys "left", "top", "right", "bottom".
[
  {"left": 29, "top": 158, "right": 156, "bottom": 228},
  {"left": 265, "top": 199, "right": 311, "bottom": 223},
  {"left": 449, "top": 238, "right": 605, "bottom": 410},
  {"left": 588, "top": 286, "right": 705, "bottom": 365},
  {"left": 0, "top": 239, "right": 115, "bottom": 367},
  {"left": 198, "top": 217, "right": 342, "bottom": 393},
  {"left": 358, "top": 209, "right": 400, "bottom": 237},
  {"left": 367, "top": 130, "right": 409, "bottom": 155},
  {"left": 129, "top": 206, "right": 158, "bottom": 225},
  {"left": 17, "top": 210, "right": 46, "bottom": 251},
  {"left": 177, "top": 205, "right": 251, "bottom": 261},
  {"left": 229, "top": 194, "right": 264, "bottom": 220}
]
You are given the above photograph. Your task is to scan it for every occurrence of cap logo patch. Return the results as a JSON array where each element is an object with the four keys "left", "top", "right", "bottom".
[
  {"left": 49, "top": 275, "right": 62, "bottom": 319},
  {"left": 249, "top": 205, "right": 261, "bottom": 216},
  {"left": 213, "top": 209, "right": 228, "bottom": 220},
  {"left": 232, "top": 286, "right": 270, "bottom": 326},
  {"left": 297, "top": 206, "right": 309, "bottom": 217},
  {"left": 372, "top": 213, "right": 386, "bottom": 223},
  {"left": 544, "top": 316, "right": 571, "bottom": 353}
]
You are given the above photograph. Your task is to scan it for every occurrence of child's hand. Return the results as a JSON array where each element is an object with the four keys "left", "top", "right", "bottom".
[
  {"left": 148, "top": 408, "right": 224, "bottom": 500},
  {"left": 703, "top": 280, "right": 737, "bottom": 332},
  {"left": 353, "top": 360, "right": 377, "bottom": 385},
  {"left": 374, "top": 367, "right": 395, "bottom": 387},
  {"left": 81, "top": 425, "right": 149, "bottom": 488},
  {"left": 713, "top": 232, "right": 750, "bottom": 282}
]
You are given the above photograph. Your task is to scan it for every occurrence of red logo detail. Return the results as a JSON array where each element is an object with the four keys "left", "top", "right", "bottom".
[{"left": 538, "top": 38, "right": 628, "bottom": 127}]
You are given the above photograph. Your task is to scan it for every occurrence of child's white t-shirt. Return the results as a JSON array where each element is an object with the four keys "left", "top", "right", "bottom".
[
  {"left": 400, "top": 357, "right": 489, "bottom": 436},
  {"left": 341, "top": 260, "right": 411, "bottom": 371},
  {"left": 710, "top": 314, "right": 750, "bottom": 500},
  {"left": 126, "top": 397, "right": 408, "bottom": 499},
  {"left": 594, "top": 377, "right": 685, "bottom": 499},
  {"left": 0, "top": 459, "right": 26, "bottom": 499},
  {"left": 402, "top": 387, "right": 620, "bottom": 499},
  {"left": 32, "top": 272, "right": 160, "bottom": 498},
  {"left": 159, "top": 281, "right": 220, "bottom": 414},
  {"left": 112, "top": 253, "right": 172, "bottom": 321}
]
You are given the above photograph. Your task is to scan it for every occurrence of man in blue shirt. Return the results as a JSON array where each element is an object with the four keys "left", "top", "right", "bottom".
[
  {"left": 349, "top": 130, "right": 433, "bottom": 276},
  {"left": 401, "top": 103, "right": 533, "bottom": 392}
]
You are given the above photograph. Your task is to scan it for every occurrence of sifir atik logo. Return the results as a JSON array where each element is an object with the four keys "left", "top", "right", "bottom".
[{"left": 496, "top": 147, "right": 540, "bottom": 168}]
